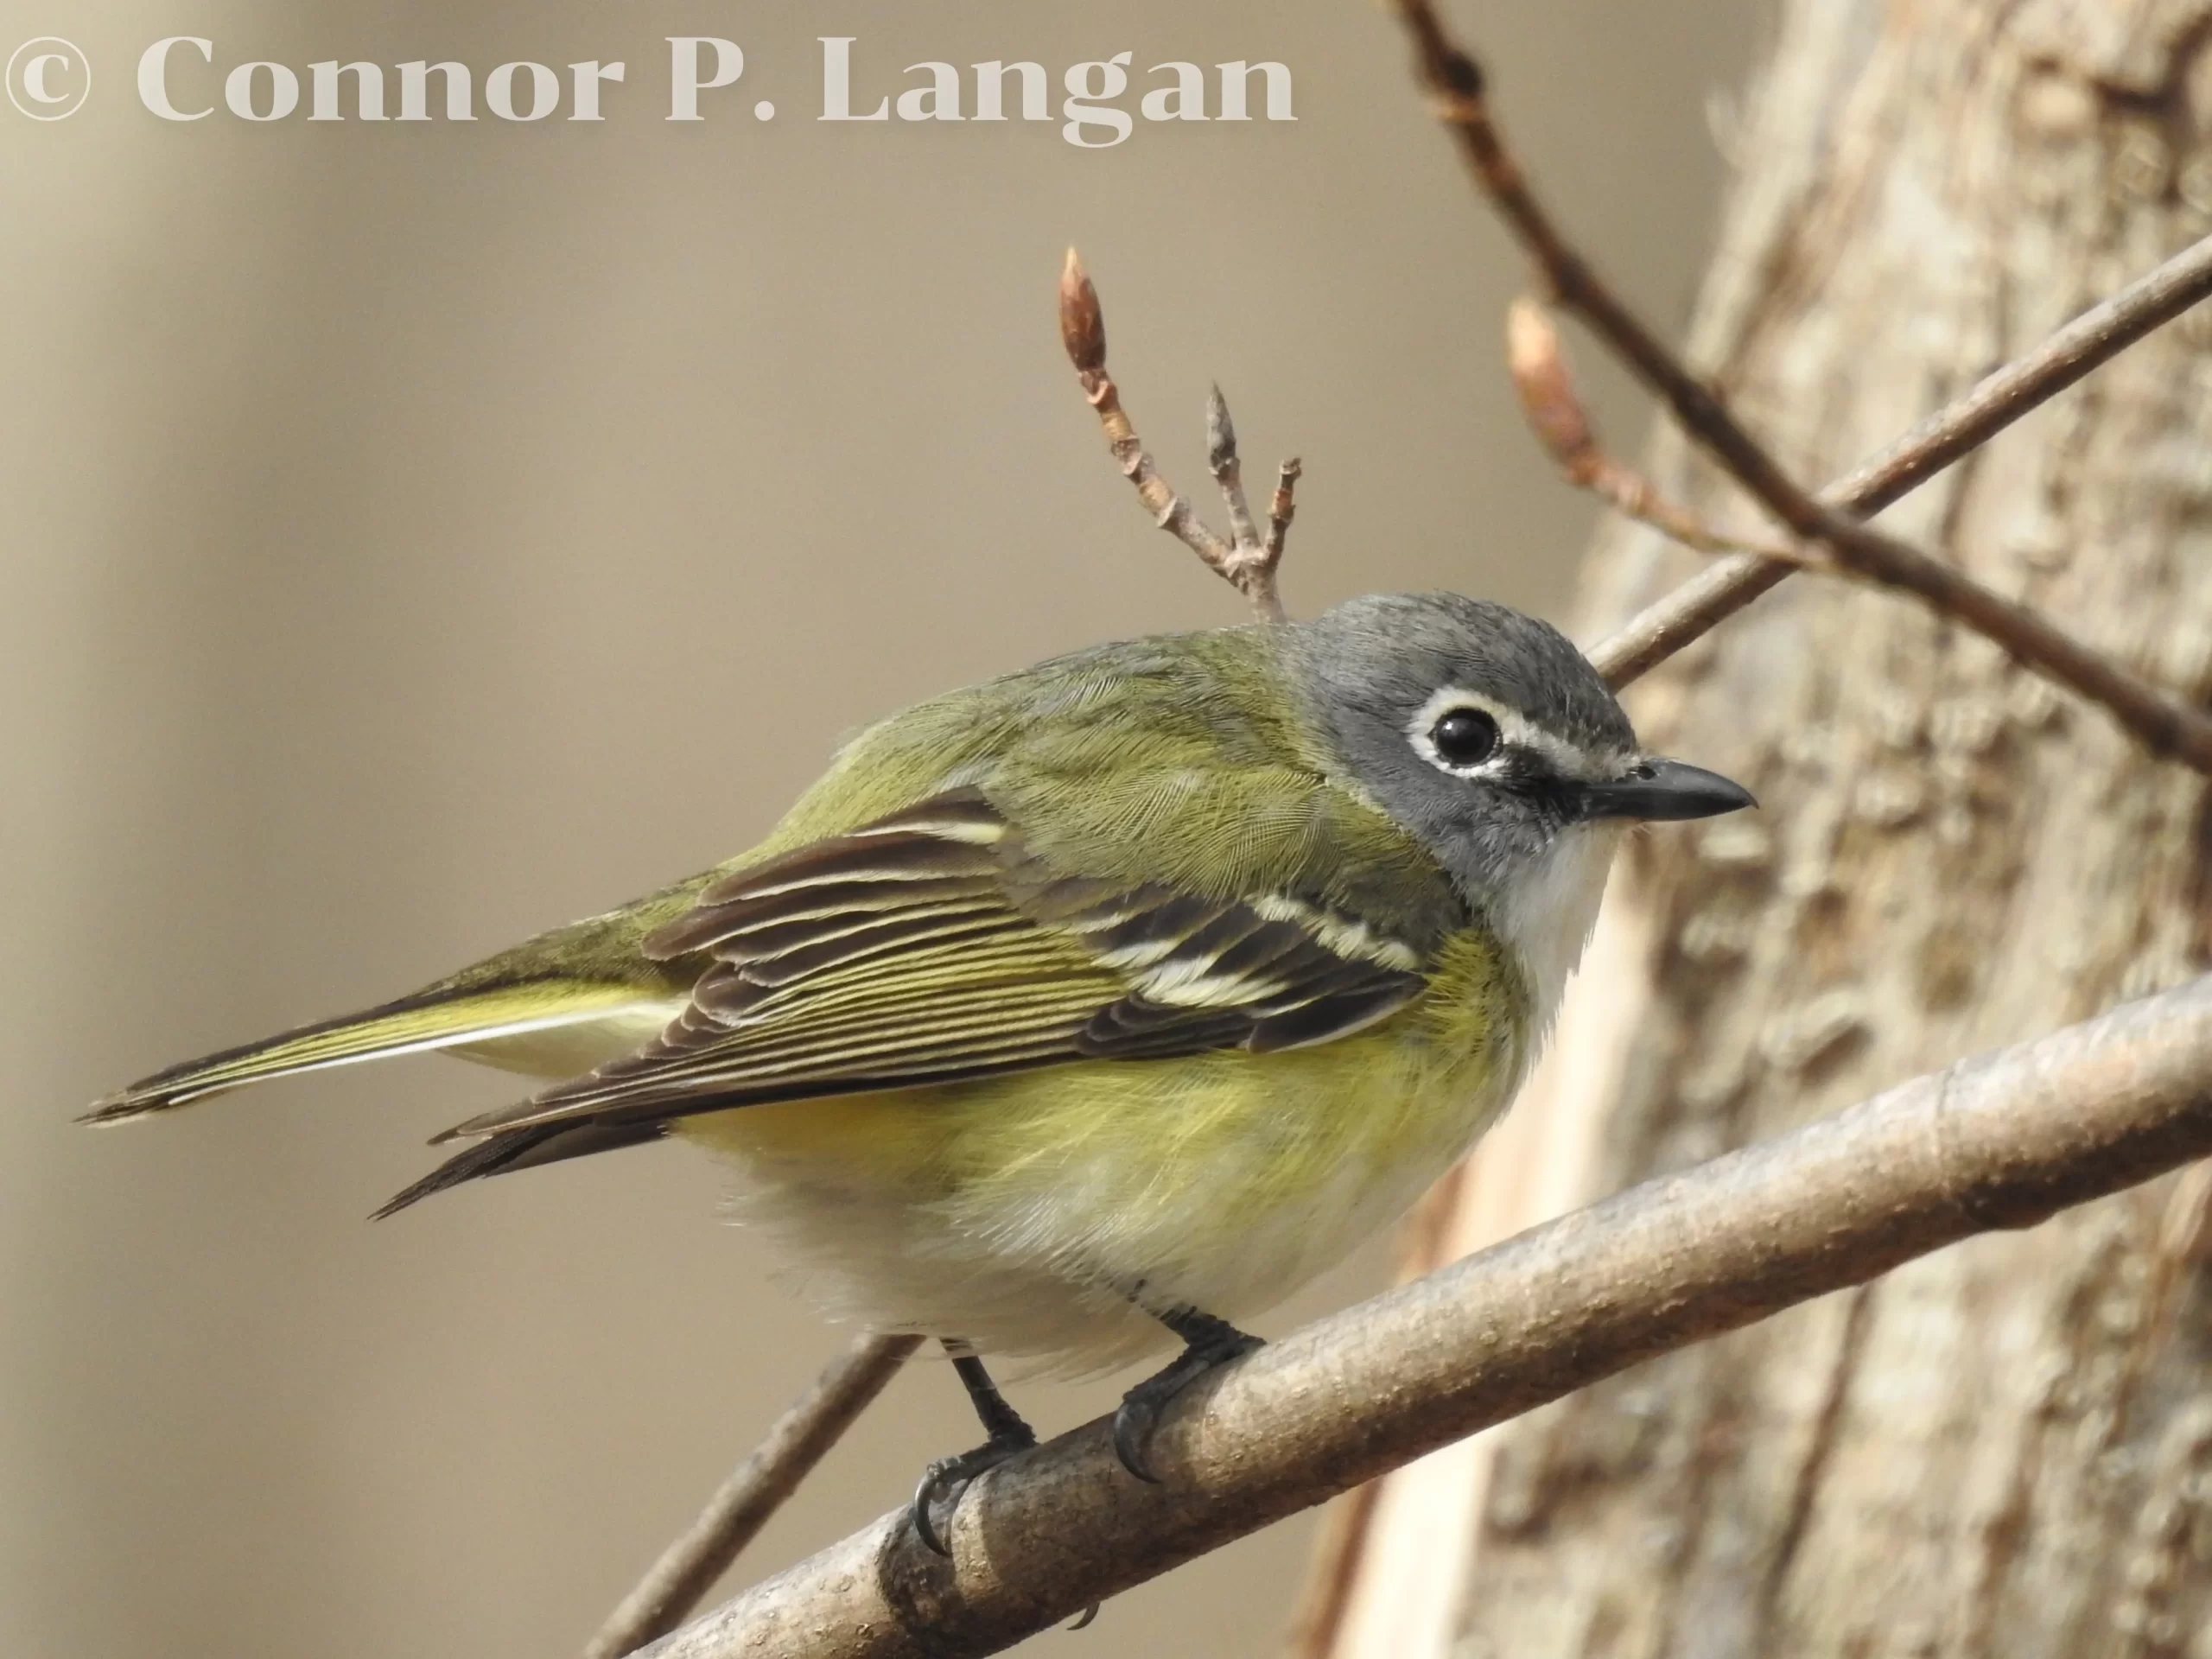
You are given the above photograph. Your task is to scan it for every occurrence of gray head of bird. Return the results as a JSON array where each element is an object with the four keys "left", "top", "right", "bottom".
[{"left": 1290, "top": 591, "right": 1753, "bottom": 1003}]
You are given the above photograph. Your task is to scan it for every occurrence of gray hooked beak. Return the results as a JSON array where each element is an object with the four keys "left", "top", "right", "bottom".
[{"left": 1572, "top": 758, "right": 1756, "bottom": 823}]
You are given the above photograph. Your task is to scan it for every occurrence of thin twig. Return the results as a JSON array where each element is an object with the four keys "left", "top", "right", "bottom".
[
  {"left": 1283, "top": 1478, "right": 1385, "bottom": 1659},
  {"left": 584, "top": 1333, "right": 922, "bottom": 1659},
  {"left": 1592, "top": 230, "right": 2212, "bottom": 687},
  {"left": 1393, "top": 0, "right": 2212, "bottom": 772},
  {"left": 1265, "top": 458, "right": 1303, "bottom": 566},
  {"left": 1206, "top": 384, "right": 1265, "bottom": 554},
  {"left": 1060, "top": 249, "right": 1288, "bottom": 621},
  {"left": 636, "top": 977, "right": 2212, "bottom": 1658}
]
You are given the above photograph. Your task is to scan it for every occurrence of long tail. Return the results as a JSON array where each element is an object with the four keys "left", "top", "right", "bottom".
[{"left": 82, "top": 979, "right": 662, "bottom": 1123}]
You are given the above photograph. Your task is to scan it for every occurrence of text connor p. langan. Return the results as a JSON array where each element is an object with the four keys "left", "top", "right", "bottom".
[{"left": 136, "top": 35, "right": 1295, "bottom": 147}]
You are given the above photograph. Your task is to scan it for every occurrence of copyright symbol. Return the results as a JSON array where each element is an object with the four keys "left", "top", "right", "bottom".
[{"left": 8, "top": 37, "right": 90, "bottom": 120}]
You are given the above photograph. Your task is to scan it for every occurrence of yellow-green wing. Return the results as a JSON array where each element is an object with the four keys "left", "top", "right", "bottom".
[{"left": 438, "top": 788, "right": 1430, "bottom": 1143}]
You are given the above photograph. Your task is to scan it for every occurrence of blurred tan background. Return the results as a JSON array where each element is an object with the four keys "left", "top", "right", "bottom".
[{"left": 1, "top": 3, "right": 1758, "bottom": 1654}]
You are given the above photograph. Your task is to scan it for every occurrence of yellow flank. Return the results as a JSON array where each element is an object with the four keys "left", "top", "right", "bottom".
[{"left": 677, "top": 927, "right": 1525, "bottom": 1348}]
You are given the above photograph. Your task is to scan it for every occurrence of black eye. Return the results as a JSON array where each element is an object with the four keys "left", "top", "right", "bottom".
[{"left": 1430, "top": 706, "right": 1500, "bottom": 768}]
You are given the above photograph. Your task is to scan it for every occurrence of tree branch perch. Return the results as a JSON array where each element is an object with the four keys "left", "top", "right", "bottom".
[{"left": 639, "top": 977, "right": 2212, "bottom": 1659}]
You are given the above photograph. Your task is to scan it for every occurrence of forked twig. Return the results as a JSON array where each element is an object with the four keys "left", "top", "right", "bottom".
[
  {"left": 1394, "top": 0, "right": 2212, "bottom": 772},
  {"left": 1059, "top": 249, "right": 1294, "bottom": 620}
]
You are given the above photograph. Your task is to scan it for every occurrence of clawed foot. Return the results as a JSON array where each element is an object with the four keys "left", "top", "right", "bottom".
[
  {"left": 1111, "top": 1313, "right": 1263, "bottom": 1483},
  {"left": 910, "top": 1427, "right": 1037, "bottom": 1556},
  {"left": 907, "top": 1312, "right": 1258, "bottom": 1555}
]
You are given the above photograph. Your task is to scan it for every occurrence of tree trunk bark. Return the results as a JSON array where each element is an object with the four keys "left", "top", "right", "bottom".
[{"left": 1315, "top": 3, "right": 2212, "bottom": 1655}]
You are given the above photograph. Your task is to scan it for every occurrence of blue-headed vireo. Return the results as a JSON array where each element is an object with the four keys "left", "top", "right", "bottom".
[{"left": 88, "top": 591, "right": 1751, "bottom": 1551}]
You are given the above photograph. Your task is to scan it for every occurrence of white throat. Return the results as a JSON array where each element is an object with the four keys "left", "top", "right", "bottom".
[{"left": 1487, "top": 823, "right": 1622, "bottom": 1035}]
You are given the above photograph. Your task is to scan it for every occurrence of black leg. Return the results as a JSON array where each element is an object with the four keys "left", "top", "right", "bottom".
[
  {"left": 910, "top": 1340, "right": 1039, "bottom": 1555},
  {"left": 1111, "top": 1305, "right": 1264, "bottom": 1483},
  {"left": 950, "top": 1349, "right": 1031, "bottom": 1443}
]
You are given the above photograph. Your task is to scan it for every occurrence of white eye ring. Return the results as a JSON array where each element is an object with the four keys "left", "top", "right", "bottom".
[
  {"left": 1405, "top": 684, "right": 1611, "bottom": 782},
  {"left": 1407, "top": 687, "right": 1519, "bottom": 779}
]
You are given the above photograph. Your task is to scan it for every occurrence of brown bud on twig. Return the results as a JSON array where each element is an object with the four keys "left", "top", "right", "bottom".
[
  {"left": 1058, "top": 248, "right": 1106, "bottom": 374},
  {"left": 1506, "top": 297, "right": 1810, "bottom": 571},
  {"left": 1506, "top": 296, "right": 1596, "bottom": 476},
  {"left": 1207, "top": 384, "right": 1264, "bottom": 555},
  {"left": 1205, "top": 384, "right": 1237, "bottom": 477},
  {"left": 1058, "top": 251, "right": 1284, "bottom": 620}
]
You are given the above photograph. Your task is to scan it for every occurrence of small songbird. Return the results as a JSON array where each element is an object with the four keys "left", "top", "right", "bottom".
[{"left": 87, "top": 591, "right": 1751, "bottom": 1550}]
